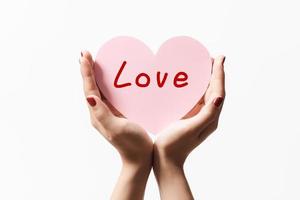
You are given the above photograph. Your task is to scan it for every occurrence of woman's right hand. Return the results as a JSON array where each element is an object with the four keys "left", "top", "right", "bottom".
[{"left": 153, "top": 56, "right": 226, "bottom": 200}]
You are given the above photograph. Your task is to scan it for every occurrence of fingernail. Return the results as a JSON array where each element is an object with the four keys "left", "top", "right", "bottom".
[
  {"left": 222, "top": 56, "right": 226, "bottom": 65},
  {"left": 81, "top": 51, "right": 83, "bottom": 57},
  {"left": 86, "top": 97, "right": 96, "bottom": 107},
  {"left": 213, "top": 97, "right": 224, "bottom": 107}
]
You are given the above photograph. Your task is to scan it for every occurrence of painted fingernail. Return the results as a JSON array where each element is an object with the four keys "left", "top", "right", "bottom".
[
  {"left": 222, "top": 56, "right": 226, "bottom": 65},
  {"left": 81, "top": 51, "right": 83, "bottom": 57},
  {"left": 86, "top": 97, "right": 96, "bottom": 107},
  {"left": 213, "top": 97, "right": 224, "bottom": 107}
]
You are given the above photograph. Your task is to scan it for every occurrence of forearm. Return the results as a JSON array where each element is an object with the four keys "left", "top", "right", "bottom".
[
  {"left": 111, "top": 162, "right": 151, "bottom": 200},
  {"left": 154, "top": 160, "right": 194, "bottom": 200}
]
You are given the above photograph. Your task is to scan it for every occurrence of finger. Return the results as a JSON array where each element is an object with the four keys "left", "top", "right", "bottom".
[
  {"left": 182, "top": 57, "right": 215, "bottom": 120},
  {"left": 188, "top": 55, "right": 226, "bottom": 130},
  {"left": 80, "top": 56, "right": 101, "bottom": 98},
  {"left": 208, "top": 55, "right": 226, "bottom": 98},
  {"left": 81, "top": 50, "right": 94, "bottom": 67},
  {"left": 79, "top": 52, "right": 125, "bottom": 120},
  {"left": 86, "top": 94, "right": 114, "bottom": 127},
  {"left": 187, "top": 96, "right": 224, "bottom": 132}
]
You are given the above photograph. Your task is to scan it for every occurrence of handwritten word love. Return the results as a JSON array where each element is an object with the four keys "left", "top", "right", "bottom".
[{"left": 114, "top": 61, "right": 189, "bottom": 88}]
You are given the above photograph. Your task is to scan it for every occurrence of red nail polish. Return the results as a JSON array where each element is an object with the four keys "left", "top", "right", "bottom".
[
  {"left": 86, "top": 97, "right": 96, "bottom": 107},
  {"left": 213, "top": 97, "right": 224, "bottom": 107}
]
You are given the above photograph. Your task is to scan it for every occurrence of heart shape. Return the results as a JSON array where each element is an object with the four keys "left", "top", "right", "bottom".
[{"left": 94, "top": 36, "right": 212, "bottom": 134}]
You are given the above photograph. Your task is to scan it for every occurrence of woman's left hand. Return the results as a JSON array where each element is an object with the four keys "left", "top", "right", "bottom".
[{"left": 80, "top": 51, "right": 153, "bottom": 200}]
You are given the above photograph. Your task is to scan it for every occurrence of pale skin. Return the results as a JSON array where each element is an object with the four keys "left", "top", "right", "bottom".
[{"left": 79, "top": 51, "right": 225, "bottom": 200}]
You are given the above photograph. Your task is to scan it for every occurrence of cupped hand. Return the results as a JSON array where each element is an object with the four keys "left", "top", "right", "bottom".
[
  {"left": 80, "top": 51, "right": 153, "bottom": 166},
  {"left": 153, "top": 56, "right": 226, "bottom": 199},
  {"left": 80, "top": 51, "right": 153, "bottom": 199}
]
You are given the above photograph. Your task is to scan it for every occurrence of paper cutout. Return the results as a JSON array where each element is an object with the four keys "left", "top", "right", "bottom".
[{"left": 94, "top": 36, "right": 212, "bottom": 134}]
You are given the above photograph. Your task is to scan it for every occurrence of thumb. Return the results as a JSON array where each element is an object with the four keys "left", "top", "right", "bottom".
[
  {"left": 192, "top": 96, "right": 224, "bottom": 129},
  {"left": 193, "top": 55, "right": 226, "bottom": 127},
  {"left": 86, "top": 95, "right": 114, "bottom": 125}
]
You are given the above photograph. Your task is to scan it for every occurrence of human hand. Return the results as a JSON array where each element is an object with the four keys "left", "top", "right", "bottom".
[
  {"left": 153, "top": 56, "right": 226, "bottom": 199},
  {"left": 79, "top": 51, "right": 153, "bottom": 200}
]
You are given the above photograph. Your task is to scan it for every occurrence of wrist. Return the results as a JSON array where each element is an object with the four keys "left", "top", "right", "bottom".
[
  {"left": 153, "top": 153, "right": 193, "bottom": 199},
  {"left": 154, "top": 163, "right": 193, "bottom": 199},
  {"left": 121, "top": 160, "right": 151, "bottom": 182},
  {"left": 153, "top": 150, "right": 185, "bottom": 173},
  {"left": 154, "top": 158, "right": 185, "bottom": 181},
  {"left": 111, "top": 160, "right": 151, "bottom": 200}
]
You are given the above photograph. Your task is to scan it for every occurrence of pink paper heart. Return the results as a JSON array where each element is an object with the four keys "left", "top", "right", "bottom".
[{"left": 94, "top": 36, "right": 212, "bottom": 134}]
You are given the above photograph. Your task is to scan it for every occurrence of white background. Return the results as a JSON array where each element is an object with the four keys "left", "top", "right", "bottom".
[{"left": 1, "top": 0, "right": 300, "bottom": 199}]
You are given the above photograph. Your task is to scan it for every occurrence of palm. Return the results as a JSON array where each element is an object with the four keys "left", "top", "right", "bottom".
[
  {"left": 98, "top": 98, "right": 152, "bottom": 162},
  {"left": 80, "top": 51, "right": 153, "bottom": 164},
  {"left": 156, "top": 87, "right": 210, "bottom": 141},
  {"left": 154, "top": 68, "right": 223, "bottom": 161},
  {"left": 154, "top": 97, "right": 207, "bottom": 161}
]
